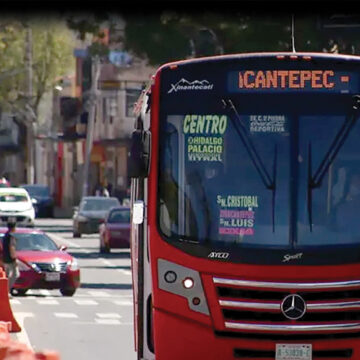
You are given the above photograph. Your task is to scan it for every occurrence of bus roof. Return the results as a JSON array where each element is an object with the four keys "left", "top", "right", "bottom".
[{"left": 155, "top": 52, "right": 360, "bottom": 75}]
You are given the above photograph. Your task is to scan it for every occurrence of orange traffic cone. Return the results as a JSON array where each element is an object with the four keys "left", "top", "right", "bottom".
[{"left": 0, "top": 269, "right": 21, "bottom": 332}]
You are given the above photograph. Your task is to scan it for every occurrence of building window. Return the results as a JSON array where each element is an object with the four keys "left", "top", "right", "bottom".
[{"left": 126, "top": 89, "right": 142, "bottom": 117}]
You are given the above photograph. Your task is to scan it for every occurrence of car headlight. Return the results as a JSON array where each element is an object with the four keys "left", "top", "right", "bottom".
[
  {"left": 18, "top": 260, "right": 39, "bottom": 272},
  {"left": 77, "top": 215, "right": 88, "bottom": 222},
  {"left": 67, "top": 259, "right": 79, "bottom": 271},
  {"left": 31, "top": 198, "right": 38, "bottom": 204}
]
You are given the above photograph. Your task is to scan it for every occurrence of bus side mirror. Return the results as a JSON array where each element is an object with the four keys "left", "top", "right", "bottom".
[{"left": 129, "top": 129, "right": 151, "bottom": 178}]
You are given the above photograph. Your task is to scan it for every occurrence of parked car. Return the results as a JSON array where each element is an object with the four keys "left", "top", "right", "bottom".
[
  {"left": 0, "top": 227, "right": 80, "bottom": 296},
  {"left": 99, "top": 206, "right": 130, "bottom": 253},
  {"left": 21, "top": 184, "right": 55, "bottom": 218},
  {"left": 72, "top": 196, "right": 121, "bottom": 238},
  {"left": 0, "top": 187, "right": 35, "bottom": 227}
]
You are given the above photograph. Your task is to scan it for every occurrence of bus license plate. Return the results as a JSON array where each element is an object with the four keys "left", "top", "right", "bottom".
[
  {"left": 276, "top": 344, "right": 312, "bottom": 360},
  {"left": 45, "top": 272, "right": 60, "bottom": 281}
]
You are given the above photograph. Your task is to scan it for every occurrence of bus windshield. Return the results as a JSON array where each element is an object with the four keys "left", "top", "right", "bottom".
[{"left": 157, "top": 57, "right": 360, "bottom": 254}]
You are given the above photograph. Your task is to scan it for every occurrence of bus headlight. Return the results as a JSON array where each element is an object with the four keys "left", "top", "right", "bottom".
[
  {"left": 158, "top": 258, "right": 209, "bottom": 316},
  {"left": 183, "top": 277, "right": 194, "bottom": 289}
]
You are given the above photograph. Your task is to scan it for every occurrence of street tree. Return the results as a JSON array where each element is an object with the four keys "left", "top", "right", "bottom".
[
  {"left": 0, "top": 17, "right": 75, "bottom": 125},
  {"left": 122, "top": 12, "right": 360, "bottom": 66}
]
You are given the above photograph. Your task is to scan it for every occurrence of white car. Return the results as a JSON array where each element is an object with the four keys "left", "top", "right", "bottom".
[{"left": 0, "top": 187, "right": 35, "bottom": 227}]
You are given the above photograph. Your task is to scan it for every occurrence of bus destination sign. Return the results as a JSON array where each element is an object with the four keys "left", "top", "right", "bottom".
[{"left": 228, "top": 70, "right": 358, "bottom": 93}]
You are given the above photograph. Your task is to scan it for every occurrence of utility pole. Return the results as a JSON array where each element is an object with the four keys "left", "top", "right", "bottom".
[
  {"left": 25, "top": 25, "right": 35, "bottom": 184},
  {"left": 82, "top": 55, "right": 101, "bottom": 198}
]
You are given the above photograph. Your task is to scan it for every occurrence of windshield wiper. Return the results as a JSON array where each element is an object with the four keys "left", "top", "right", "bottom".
[
  {"left": 310, "top": 95, "right": 360, "bottom": 189},
  {"left": 307, "top": 95, "right": 360, "bottom": 230},
  {"left": 222, "top": 99, "right": 277, "bottom": 231},
  {"left": 272, "top": 145, "right": 277, "bottom": 232},
  {"left": 307, "top": 142, "right": 313, "bottom": 231},
  {"left": 223, "top": 99, "right": 274, "bottom": 189}
]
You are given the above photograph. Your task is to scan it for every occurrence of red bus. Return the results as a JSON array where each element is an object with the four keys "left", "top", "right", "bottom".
[{"left": 129, "top": 52, "right": 360, "bottom": 360}]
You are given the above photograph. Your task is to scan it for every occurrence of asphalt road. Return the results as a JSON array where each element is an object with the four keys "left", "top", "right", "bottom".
[{"left": 9, "top": 218, "right": 137, "bottom": 360}]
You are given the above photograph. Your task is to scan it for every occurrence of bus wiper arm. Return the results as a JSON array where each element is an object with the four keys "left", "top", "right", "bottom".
[
  {"left": 307, "top": 142, "right": 313, "bottom": 231},
  {"left": 310, "top": 95, "right": 360, "bottom": 189},
  {"left": 223, "top": 99, "right": 274, "bottom": 190},
  {"left": 272, "top": 144, "right": 277, "bottom": 232},
  {"left": 223, "top": 99, "right": 277, "bottom": 231}
]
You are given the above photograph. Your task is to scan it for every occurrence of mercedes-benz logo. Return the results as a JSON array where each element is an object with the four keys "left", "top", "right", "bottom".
[{"left": 281, "top": 294, "right": 307, "bottom": 320}]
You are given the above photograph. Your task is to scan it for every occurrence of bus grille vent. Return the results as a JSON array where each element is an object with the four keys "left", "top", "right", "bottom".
[{"left": 213, "top": 276, "right": 360, "bottom": 336}]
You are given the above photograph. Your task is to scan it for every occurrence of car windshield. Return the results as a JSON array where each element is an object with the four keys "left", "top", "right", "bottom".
[
  {"left": 23, "top": 186, "right": 50, "bottom": 197},
  {"left": 108, "top": 209, "right": 130, "bottom": 223},
  {"left": 81, "top": 198, "right": 119, "bottom": 211},
  {"left": 0, "top": 233, "right": 59, "bottom": 251},
  {"left": 0, "top": 194, "right": 28, "bottom": 202}
]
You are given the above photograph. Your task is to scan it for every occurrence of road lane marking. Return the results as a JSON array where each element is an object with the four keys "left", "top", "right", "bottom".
[
  {"left": 39, "top": 290, "right": 53, "bottom": 297},
  {"left": 96, "top": 313, "right": 121, "bottom": 318},
  {"left": 74, "top": 299, "right": 98, "bottom": 305},
  {"left": 118, "top": 269, "right": 132, "bottom": 276},
  {"left": 54, "top": 313, "right": 78, "bottom": 318},
  {"left": 87, "top": 290, "right": 111, "bottom": 297},
  {"left": 113, "top": 300, "right": 133, "bottom": 306},
  {"left": 101, "top": 258, "right": 132, "bottom": 276},
  {"left": 13, "top": 312, "right": 34, "bottom": 350},
  {"left": 95, "top": 319, "right": 121, "bottom": 325},
  {"left": 36, "top": 299, "right": 59, "bottom": 305},
  {"left": 102, "top": 260, "right": 113, "bottom": 266},
  {"left": 10, "top": 299, "right": 21, "bottom": 305}
]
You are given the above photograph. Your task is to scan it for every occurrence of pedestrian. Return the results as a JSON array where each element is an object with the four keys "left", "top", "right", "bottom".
[
  {"left": 106, "top": 182, "right": 113, "bottom": 197},
  {"left": 102, "top": 180, "right": 110, "bottom": 197},
  {"left": 0, "top": 175, "right": 10, "bottom": 187},
  {"left": 94, "top": 183, "right": 102, "bottom": 196},
  {"left": 2, "top": 219, "right": 20, "bottom": 295},
  {"left": 102, "top": 186, "right": 110, "bottom": 197}
]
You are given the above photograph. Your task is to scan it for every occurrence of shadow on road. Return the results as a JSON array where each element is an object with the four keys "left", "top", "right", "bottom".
[
  {"left": 80, "top": 283, "right": 132, "bottom": 290},
  {"left": 80, "top": 265, "right": 131, "bottom": 270},
  {"left": 68, "top": 251, "right": 130, "bottom": 259}
]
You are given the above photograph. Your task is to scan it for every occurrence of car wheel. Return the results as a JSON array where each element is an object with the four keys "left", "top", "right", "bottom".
[
  {"left": 60, "top": 288, "right": 76, "bottom": 297},
  {"left": 11, "top": 288, "right": 28, "bottom": 296}
]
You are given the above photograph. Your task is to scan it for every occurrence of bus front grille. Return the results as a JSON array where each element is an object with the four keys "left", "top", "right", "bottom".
[{"left": 213, "top": 277, "right": 360, "bottom": 335}]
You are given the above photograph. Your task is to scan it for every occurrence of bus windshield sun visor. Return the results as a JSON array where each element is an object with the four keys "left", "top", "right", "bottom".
[
  {"left": 222, "top": 99, "right": 277, "bottom": 232},
  {"left": 307, "top": 95, "right": 360, "bottom": 231}
]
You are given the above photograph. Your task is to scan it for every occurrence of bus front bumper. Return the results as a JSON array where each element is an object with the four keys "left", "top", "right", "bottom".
[{"left": 153, "top": 309, "right": 360, "bottom": 360}]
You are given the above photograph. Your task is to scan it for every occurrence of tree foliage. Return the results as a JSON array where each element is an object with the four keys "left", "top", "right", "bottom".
[
  {"left": 0, "top": 16, "right": 75, "bottom": 122},
  {"left": 122, "top": 11, "right": 356, "bottom": 66}
]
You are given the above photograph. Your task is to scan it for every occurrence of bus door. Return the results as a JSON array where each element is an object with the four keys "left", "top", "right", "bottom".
[{"left": 130, "top": 95, "right": 154, "bottom": 360}]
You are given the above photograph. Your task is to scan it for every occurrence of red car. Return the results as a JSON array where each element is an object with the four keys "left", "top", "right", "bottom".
[
  {"left": 0, "top": 227, "right": 80, "bottom": 296},
  {"left": 99, "top": 206, "right": 130, "bottom": 253}
]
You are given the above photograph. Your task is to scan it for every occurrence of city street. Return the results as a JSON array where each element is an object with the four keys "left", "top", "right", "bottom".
[{"left": 9, "top": 218, "right": 136, "bottom": 360}]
